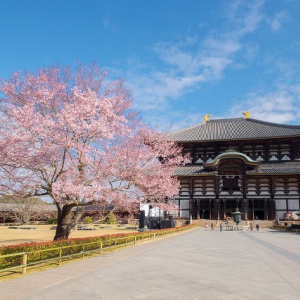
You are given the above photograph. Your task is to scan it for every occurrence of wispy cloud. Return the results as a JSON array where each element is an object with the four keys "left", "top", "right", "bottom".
[
  {"left": 103, "top": 19, "right": 109, "bottom": 28},
  {"left": 121, "top": 0, "right": 299, "bottom": 130},
  {"left": 267, "top": 10, "right": 289, "bottom": 32},
  {"left": 125, "top": 0, "right": 266, "bottom": 116},
  {"left": 228, "top": 86, "right": 300, "bottom": 123}
]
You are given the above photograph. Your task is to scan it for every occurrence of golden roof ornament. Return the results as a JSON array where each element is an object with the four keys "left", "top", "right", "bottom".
[
  {"left": 242, "top": 111, "right": 250, "bottom": 119},
  {"left": 203, "top": 114, "right": 210, "bottom": 122}
]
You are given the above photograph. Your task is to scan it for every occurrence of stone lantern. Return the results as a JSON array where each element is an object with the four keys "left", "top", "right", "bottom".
[{"left": 232, "top": 208, "right": 242, "bottom": 229}]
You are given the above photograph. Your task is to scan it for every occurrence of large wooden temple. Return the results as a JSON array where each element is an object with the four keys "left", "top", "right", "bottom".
[{"left": 168, "top": 112, "right": 300, "bottom": 221}]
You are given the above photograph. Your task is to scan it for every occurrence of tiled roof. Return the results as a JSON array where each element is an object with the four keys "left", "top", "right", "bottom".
[
  {"left": 174, "top": 165, "right": 216, "bottom": 176},
  {"left": 167, "top": 118, "right": 300, "bottom": 142},
  {"left": 247, "top": 161, "right": 300, "bottom": 174},
  {"left": 175, "top": 161, "right": 300, "bottom": 176}
]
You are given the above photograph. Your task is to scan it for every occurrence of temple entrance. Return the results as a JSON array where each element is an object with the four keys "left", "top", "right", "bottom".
[
  {"left": 192, "top": 197, "right": 273, "bottom": 220},
  {"left": 200, "top": 209, "right": 209, "bottom": 219},
  {"left": 248, "top": 199, "right": 267, "bottom": 220},
  {"left": 254, "top": 210, "right": 264, "bottom": 220},
  {"left": 220, "top": 199, "right": 242, "bottom": 219},
  {"left": 199, "top": 199, "right": 211, "bottom": 219}
]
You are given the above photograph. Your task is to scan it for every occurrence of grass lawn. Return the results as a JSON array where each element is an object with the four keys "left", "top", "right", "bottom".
[{"left": 0, "top": 224, "right": 138, "bottom": 246}]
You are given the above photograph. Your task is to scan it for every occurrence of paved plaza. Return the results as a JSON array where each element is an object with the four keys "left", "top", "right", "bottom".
[{"left": 0, "top": 227, "right": 300, "bottom": 299}]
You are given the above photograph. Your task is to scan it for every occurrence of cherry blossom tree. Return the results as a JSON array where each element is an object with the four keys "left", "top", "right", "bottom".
[{"left": 0, "top": 63, "right": 189, "bottom": 240}]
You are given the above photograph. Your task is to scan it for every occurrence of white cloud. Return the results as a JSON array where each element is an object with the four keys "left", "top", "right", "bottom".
[
  {"left": 224, "top": 0, "right": 265, "bottom": 37},
  {"left": 124, "top": 0, "right": 267, "bottom": 118},
  {"left": 144, "top": 110, "right": 205, "bottom": 132},
  {"left": 120, "top": 0, "right": 299, "bottom": 130},
  {"left": 103, "top": 19, "right": 109, "bottom": 28},
  {"left": 267, "top": 10, "right": 289, "bottom": 32},
  {"left": 228, "top": 87, "right": 300, "bottom": 123}
]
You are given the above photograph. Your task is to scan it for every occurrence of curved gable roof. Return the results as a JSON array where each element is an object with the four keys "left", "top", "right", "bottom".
[
  {"left": 167, "top": 118, "right": 300, "bottom": 142},
  {"left": 203, "top": 150, "right": 260, "bottom": 170},
  {"left": 174, "top": 161, "right": 300, "bottom": 176}
]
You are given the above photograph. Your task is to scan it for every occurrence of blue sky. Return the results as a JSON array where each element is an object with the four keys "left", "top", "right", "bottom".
[{"left": 1, "top": 0, "right": 300, "bottom": 130}]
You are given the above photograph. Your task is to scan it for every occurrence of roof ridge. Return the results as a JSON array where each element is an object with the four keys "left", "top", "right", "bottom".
[
  {"left": 168, "top": 117, "right": 300, "bottom": 134},
  {"left": 245, "top": 118, "right": 300, "bottom": 129},
  {"left": 209, "top": 117, "right": 243, "bottom": 122}
]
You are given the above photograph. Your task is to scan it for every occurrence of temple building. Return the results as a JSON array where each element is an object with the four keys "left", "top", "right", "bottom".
[{"left": 168, "top": 112, "right": 300, "bottom": 221}]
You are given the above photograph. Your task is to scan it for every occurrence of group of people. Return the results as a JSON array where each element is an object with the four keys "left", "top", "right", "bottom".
[
  {"left": 205, "top": 222, "right": 223, "bottom": 231},
  {"left": 249, "top": 223, "right": 260, "bottom": 231},
  {"left": 205, "top": 222, "right": 260, "bottom": 231}
]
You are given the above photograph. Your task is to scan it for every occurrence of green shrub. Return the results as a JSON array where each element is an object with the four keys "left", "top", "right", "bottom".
[
  {"left": 84, "top": 216, "right": 93, "bottom": 224},
  {"left": 47, "top": 218, "right": 57, "bottom": 224},
  {"left": 107, "top": 213, "right": 117, "bottom": 224}
]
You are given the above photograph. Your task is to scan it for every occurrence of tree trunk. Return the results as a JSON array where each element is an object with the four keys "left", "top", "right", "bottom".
[
  {"left": 54, "top": 204, "right": 75, "bottom": 240},
  {"left": 54, "top": 203, "right": 85, "bottom": 240}
]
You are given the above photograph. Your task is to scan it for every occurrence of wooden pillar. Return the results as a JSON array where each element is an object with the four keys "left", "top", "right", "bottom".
[
  {"left": 252, "top": 199, "right": 255, "bottom": 220},
  {"left": 242, "top": 175, "right": 247, "bottom": 220},
  {"left": 269, "top": 177, "right": 276, "bottom": 220},
  {"left": 270, "top": 199, "right": 276, "bottom": 220},
  {"left": 209, "top": 199, "right": 211, "bottom": 219},
  {"left": 214, "top": 176, "right": 219, "bottom": 220},
  {"left": 224, "top": 199, "right": 227, "bottom": 219},
  {"left": 264, "top": 199, "right": 268, "bottom": 220},
  {"left": 241, "top": 199, "right": 246, "bottom": 220},
  {"left": 188, "top": 178, "right": 194, "bottom": 219},
  {"left": 189, "top": 198, "right": 193, "bottom": 220},
  {"left": 298, "top": 175, "right": 300, "bottom": 213},
  {"left": 196, "top": 199, "right": 200, "bottom": 219},
  {"left": 193, "top": 199, "right": 197, "bottom": 219}
]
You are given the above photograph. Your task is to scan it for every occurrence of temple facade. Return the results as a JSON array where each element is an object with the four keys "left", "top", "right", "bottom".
[{"left": 168, "top": 113, "right": 300, "bottom": 221}]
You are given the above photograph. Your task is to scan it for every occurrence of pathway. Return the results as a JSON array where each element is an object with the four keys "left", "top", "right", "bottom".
[{"left": 0, "top": 228, "right": 299, "bottom": 299}]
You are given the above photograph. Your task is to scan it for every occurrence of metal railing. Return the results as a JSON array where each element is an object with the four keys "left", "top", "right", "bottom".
[{"left": 0, "top": 226, "right": 195, "bottom": 275}]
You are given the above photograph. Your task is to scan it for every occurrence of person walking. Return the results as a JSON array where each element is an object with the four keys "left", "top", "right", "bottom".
[
  {"left": 211, "top": 223, "right": 214, "bottom": 230},
  {"left": 220, "top": 222, "right": 223, "bottom": 232},
  {"left": 256, "top": 223, "right": 260, "bottom": 231},
  {"left": 205, "top": 223, "right": 208, "bottom": 231},
  {"left": 250, "top": 223, "right": 253, "bottom": 231}
]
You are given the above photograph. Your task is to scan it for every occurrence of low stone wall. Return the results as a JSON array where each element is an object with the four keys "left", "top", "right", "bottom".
[
  {"left": 175, "top": 219, "right": 189, "bottom": 227},
  {"left": 273, "top": 224, "right": 300, "bottom": 233},
  {"left": 127, "top": 219, "right": 139, "bottom": 226}
]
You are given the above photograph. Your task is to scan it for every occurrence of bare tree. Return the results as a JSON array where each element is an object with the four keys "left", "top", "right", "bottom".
[{"left": 0, "top": 196, "right": 56, "bottom": 224}]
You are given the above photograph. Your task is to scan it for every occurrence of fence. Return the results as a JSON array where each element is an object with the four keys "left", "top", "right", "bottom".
[{"left": 0, "top": 226, "right": 195, "bottom": 276}]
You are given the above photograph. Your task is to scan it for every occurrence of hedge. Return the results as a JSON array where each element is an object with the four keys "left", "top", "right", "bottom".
[{"left": 0, "top": 225, "right": 197, "bottom": 270}]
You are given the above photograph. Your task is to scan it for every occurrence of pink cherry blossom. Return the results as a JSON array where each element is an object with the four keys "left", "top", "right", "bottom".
[{"left": 0, "top": 63, "right": 190, "bottom": 239}]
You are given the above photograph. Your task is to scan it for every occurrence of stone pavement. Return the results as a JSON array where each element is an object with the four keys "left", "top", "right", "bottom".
[{"left": 0, "top": 228, "right": 300, "bottom": 300}]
